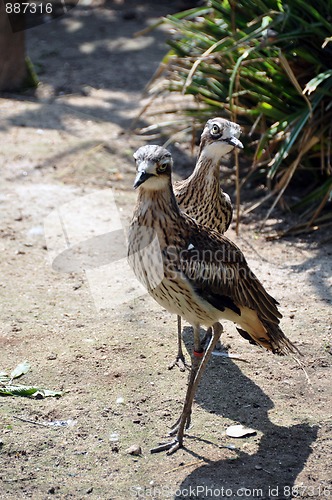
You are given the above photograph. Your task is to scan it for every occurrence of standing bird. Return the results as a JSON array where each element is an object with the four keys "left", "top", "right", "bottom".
[
  {"left": 128, "top": 145, "right": 298, "bottom": 454},
  {"left": 171, "top": 118, "right": 243, "bottom": 370},
  {"left": 174, "top": 117, "right": 242, "bottom": 233}
]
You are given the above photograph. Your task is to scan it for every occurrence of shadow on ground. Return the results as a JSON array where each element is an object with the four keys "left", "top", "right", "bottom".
[{"left": 174, "top": 328, "right": 318, "bottom": 499}]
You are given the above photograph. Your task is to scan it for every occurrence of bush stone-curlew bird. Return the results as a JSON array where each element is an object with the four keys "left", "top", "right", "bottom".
[
  {"left": 174, "top": 117, "right": 242, "bottom": 233},
  {"left": 172, "top": 117, "right": 243, "bottom": 370},
  {"left": 128, "top": 145, "right": 298, "bottom": 454}
]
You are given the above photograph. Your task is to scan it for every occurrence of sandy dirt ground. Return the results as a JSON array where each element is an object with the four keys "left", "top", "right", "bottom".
[{"left": 0, "top": 1, "right": 331, "bottom": 499}]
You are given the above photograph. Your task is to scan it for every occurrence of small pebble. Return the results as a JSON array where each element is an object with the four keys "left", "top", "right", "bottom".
[
  {"left": 126, "top": 444, "right": 142, "bottom": 456},
  {"left": 109, "top": 432, "right": 119, "bottom": 442}
]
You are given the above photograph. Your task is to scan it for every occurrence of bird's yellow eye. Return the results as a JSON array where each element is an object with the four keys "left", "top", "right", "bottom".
[
  {"left": 158, "top": 162, "right": 168, "bottom": 172},
  {"left": 211, "top": 124, "right": 221, "bottom": 136}
]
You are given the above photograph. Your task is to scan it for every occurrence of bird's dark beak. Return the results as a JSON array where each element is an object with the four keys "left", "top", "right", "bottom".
[
  {"left": 134, "top": 170, "right": 154, "bottom": 189},
  {"left": 226, "top": 136, "right": 243, "bottom": 149}
]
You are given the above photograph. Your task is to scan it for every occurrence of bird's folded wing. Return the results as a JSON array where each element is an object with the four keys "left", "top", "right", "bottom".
[{"left": 172, "top": 222, "right": 282, "bottom": 325}]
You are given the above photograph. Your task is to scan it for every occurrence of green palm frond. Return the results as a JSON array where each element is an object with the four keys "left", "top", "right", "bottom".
[{"left": 141, "top": 0, "right": 332, "bottom": 234}]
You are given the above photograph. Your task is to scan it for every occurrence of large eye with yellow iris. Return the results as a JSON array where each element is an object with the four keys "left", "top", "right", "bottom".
[
  {"left": 158, "top": 161, "right": 168, "bottom": 172},
  {"left": 211, "top": 123, "right": 221, "bottom": 136}
]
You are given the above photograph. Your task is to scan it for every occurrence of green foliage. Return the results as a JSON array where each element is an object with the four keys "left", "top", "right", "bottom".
[
  {"left": 145, "top": 0, "right": 332, "bottom": 233},
  {"left": 23, "top": 56, "right": 39, "bottom": 90},
  {"left": 0, "top": 362, "right": 62, "bottom": 398}
]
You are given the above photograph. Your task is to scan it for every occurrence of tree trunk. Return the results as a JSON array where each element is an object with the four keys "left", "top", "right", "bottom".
[{"left": 0, "top": 2, "right": 27, "bottom": 91}]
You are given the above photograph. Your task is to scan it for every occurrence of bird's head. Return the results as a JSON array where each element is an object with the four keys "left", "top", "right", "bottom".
[
  {"left": 133, "top": 145, "right": 173, "bottom": 190},
  {"left": 199, "top": 117, "right": 243, "bottom": 160}
]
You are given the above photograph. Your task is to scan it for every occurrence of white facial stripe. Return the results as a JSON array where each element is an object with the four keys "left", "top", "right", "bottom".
[{"left": 202, "top": 140, "right": 234, "bottom": 160}]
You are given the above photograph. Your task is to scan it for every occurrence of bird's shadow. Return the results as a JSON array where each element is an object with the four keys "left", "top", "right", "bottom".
[{"left": 174, "top": 327, "right": 318, "bottom": 499}]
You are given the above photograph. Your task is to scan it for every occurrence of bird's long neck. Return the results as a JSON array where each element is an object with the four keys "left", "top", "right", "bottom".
[
  {"left": 186, "top": 154, "right": 220, "bottom": 195},
  {"left": 134, "top": 180, "right": 182, "bottom": 228}
]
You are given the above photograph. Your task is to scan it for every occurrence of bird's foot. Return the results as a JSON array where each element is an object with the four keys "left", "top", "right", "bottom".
[
  {"left": 150, "top": 438, "right": 182, "bottom": 455},
  {"left": 169, "top": 413, "right": 191, "bottom": 436},
  {"left": 150, "top": 410, "right": 190, "bottom": 454},
  {"left": 168, "top": 353, "right": 191, "bottom": 372}
]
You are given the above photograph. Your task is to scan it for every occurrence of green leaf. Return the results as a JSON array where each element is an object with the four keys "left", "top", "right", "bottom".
[
  {"left": 0, "top": 385, "right": 62, "bottom": 398},
  {"left": 0, "top": 386, "right": 38, "bottom": 397},
  {"left": 0, "top": 363, "right": 62, "bottom": 398}
]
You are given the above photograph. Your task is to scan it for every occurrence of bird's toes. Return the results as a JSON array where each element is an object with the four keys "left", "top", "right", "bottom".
[
  {"left": 169, "top": 416, "right": 181, "bottom": 435},
  {"left": 169, "top": 425, "right": 178, "bottom": 436},
  {"left": 166, "top": 440, "right": 181, "bottom": 455},
  {"left": 169, "top": 415, "right": 191, "bottom": 436},
  {"left": 168, "top": 356, "right": 191, "bottom": 372},
  {"left": 150, "top": 439, "right": 181, "bottom": 454}
]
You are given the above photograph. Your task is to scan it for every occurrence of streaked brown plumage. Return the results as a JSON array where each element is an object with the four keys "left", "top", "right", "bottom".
[
  {"left": 172, "top": 117, "right": 243, "bottom": 369},
  {"left": 174, "top": 117, "right": 242, "bottom": 232},
  {"left": 128, "top": 145, "right": 298, "bottom": 454}
]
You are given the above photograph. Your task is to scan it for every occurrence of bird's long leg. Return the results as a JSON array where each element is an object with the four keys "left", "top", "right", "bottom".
[
  {"left": 168, "top": 323, "right": 205, "bottom": 434},
  {"left": 169, "top": 322, "right": 223, "bottom": 436},
  {"left": 151, "top": 324, "right": 202, "bottom": 454},
  {"left": 168, "top": 315, "right": 190, "bottom": 372},
  {"left": 201, "top": 324, "right": 223, "bottom": 351},
  {"left": 184, "top": 322, "right": 223, "bottom": 412},
  {"left": 201, "top": 326, "right": 212, "bottom": 350},
  {"left": 151, "top": 323, "right": 222, "bottom": 455}
]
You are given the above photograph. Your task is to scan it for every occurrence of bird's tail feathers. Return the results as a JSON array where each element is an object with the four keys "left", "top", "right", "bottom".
[
  {"left": 236, "top": 309, "right": 300, "bottom": 356},
  {"left": 261, "top": 320, "right": 301, "bottom": 356}
]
